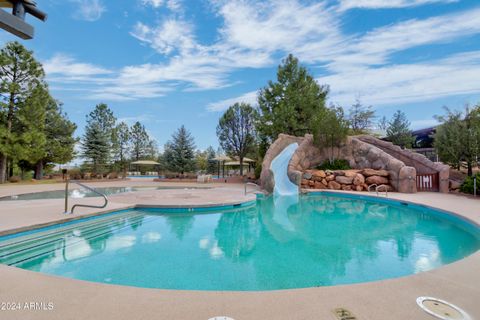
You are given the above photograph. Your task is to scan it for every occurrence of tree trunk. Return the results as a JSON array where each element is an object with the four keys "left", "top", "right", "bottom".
[
  {"left": 0, "top": 154, "right": 6, "bottom": 183},
  {"left": 8, "top": 158, "right": 13, "bottom": 178},
  {"left": 35, "top": 161, "right": 44, "bottom": 180},
  {"left": 467, "top": 161, "right": 473, "bottom": 177},
  {"left": 239, "top": 157, "right": 244, "bottom": 176}
]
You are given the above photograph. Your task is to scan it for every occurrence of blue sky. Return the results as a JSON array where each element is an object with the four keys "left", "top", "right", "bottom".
[{"left": 2, "top": 0, "right": 480, "bottom": 151}]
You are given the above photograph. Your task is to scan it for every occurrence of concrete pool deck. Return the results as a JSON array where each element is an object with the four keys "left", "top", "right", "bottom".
[{"left": 0, "top": 181, "right": 479, "bottom": 320}]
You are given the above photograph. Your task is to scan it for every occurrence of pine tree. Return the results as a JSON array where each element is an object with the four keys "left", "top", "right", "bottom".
[
  {"left": 82, "top": 123, "right": 110, "bottom": 173},
  {"left": 82, "top": 104, "right": 116, "bottom": 173},
  {"left": 0, "top": 42, "right": 45, "bottom": 183},
  {"left": 387, "top": 110, "right": 413, "bottom": 148},
  {"left": 217, "top": 103, "right": 257, "bottom": 175},
  {"left": 257, "top": 54, "right": 328, "bottom": 149},
  {"left": 130, "top": 121, "right": 149, "bottom": 161},
  {"left": 13, "top": 83, "right": 76, "bottom": 179},
  {"left": 163, "top": 125, "right": 196, "bottom": 174}
]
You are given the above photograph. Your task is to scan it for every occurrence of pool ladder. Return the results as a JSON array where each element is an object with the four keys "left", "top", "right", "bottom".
[
  {"left": 64, "top": 179, "right": 108, "bottom": 214},
  {"left": 368, "top": 184, "right": 389, "bottom": 197}
]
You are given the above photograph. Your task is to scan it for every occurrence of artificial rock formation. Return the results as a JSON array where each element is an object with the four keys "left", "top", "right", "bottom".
[
  {"left": 301, "top": 169, "right": 393, "bottom": 192},
  {"left": 261, "top": 133, "right": 449, "bottom": 194},
  {"left": 287, "top": 134, "right": 417, "bottom": 193}
]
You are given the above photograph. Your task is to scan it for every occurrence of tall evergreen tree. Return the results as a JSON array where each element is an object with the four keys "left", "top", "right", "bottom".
[
  {"left": 348, "top": 100, "right": 375, "bottom": 135},
  {"left": 41, "top": 101, "right": 77, "bottom": 177},
  {"left": 257, "top": 54, "right": 328, "bottom": 150},
  {"left": 82, "top": 123, "right": 109, "bottom": 173},
  {"left": 82, "top": 104, "right": 116, "bottom": 172},
  {"left": 16, "top": 85, "right": 76, "bottom": 179},
  {"left": 130, "top": 121, "right": 149, "bottom": 161},
  {"left": 217, "top": 103, "right": 257, "bottom": 175},
  {"left": 163, "top": 125, "right": 196, "bottom": 174},
  {"left": 386, "top": 110, "right": 413, "bottom": 148},
  {"left": 0, "top": 41, "right": 44, "bottom": 183}
]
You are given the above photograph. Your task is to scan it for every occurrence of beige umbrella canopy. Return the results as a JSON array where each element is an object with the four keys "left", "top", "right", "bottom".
[{"left": 130, "top": 160, "right": 160, "bottom": 165}]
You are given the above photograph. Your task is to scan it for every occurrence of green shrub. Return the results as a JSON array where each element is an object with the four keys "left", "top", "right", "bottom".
[
  {"left": 316, "top": 159, "right": 351, "bottom": 170},
  {"left": 460, "top": 173, "right": 480, "bottom": 195}
]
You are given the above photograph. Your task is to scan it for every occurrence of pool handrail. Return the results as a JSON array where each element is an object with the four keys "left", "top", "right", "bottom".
[{"left": 64, "top": 179, "right": 108, "bottom": 214}]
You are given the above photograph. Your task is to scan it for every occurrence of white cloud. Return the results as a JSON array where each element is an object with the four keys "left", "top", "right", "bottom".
[
  {"left": 142, "top": 0, "right": 182, "bottom": 11},
  {"left": 334, "top": 7, "right": 480, "bottom": 68},
  {"left": 207, "top": 91, "right": 257, "bottom": 112},
  {"left": 48, "top": 1, "right": 480, "bottom": 109},
  {"left": 43, "top": 54, "right": 112, "bottom": 77},
  {"left": 70, "top": 0, "right": 106, "bottom": 21},
  {"left": 322, "top": 51, "right": 480, "bottom": 106},
  {"left": 338, "top": 0, "right": 458, "bottom": 11},
  {"left": 130, "top": 19, "right": 196, "bottom": 55}
]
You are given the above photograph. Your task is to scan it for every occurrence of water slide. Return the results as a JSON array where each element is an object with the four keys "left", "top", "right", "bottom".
[{"left": 270, "top": 143, "right": 299, "bottom": 196}]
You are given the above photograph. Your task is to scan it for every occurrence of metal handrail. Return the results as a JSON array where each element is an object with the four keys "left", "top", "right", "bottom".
[
  {"left": 367, "top": 184, "right": 378, "bottom": 193},
  {"left": 245, "top": 182, "right": 260, "bottom": 195},
  {"left": 64, "top": 179, "right": 108, "bottom": 214},
  {"left": 375, "top": 185, "right": 389, "bottom": 197}
]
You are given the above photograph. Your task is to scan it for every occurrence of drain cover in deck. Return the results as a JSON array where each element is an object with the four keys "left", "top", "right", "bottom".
[{"left": 416, "top": 297, "right": 471, "bottom": 320}]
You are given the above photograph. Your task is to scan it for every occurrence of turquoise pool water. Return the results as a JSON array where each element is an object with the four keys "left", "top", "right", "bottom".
[
  {"left": 0, "top": 194, "right": 478, "bottom": 291},
  {"left": 0, "top": 186, "right": 209, "bottom": 201}
]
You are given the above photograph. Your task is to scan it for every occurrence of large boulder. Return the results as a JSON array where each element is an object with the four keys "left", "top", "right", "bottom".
[
  {"left": 362, "top": 169, "right": 389, "bottom": 177},
  {"left": 344, "top": 170, "right": 360, "bottom": 177},
  {"left": 312, "top": 170, "right": 326, "bottom": 178},
  {"left": 366, "top": 175, "right": 389, "bottom": 185},
  {"left": 328, "top": 181, "right": 342, "bottom": 190},
  {"left": 325, "top": 174, "right": 335, "bottom": 182},
  {"left": 353, "top": 173, "right": 365, "bottom": 186},
  {"left": 314, "top": 181, "right": 327, "bottom": 189},
  {"left": 303, "top": 172, "right": 313, "bottom": 180},
  {"left": 336, "top": 176, "right": 354, "bottom": 185}
]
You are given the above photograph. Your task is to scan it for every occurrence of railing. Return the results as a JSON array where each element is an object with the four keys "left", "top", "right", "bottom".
[
  {"left": 244, "top": 182, "right": 260, "bottom": 195},
  {"left": 416, "top": 173, "right": 439, "bottom": 192},
  {"left": 367, "top": 184, "right": 388, "bottom": 197},
  {"left": 376, "top": 184, "right": 389, "bottom": 197},
  {"left": 64, "top": 179, "right": 108, "bottom": 214}
]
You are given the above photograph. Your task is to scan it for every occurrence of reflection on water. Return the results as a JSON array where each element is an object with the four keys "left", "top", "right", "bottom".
[{"left": 0, "top": 194, "right": 479, "bottom": 291}]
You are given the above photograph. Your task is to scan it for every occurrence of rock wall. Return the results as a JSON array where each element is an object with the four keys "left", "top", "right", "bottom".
[
  {"left": 288, "top": 134, "right": 417, "bottom": 193},
  {"left": 301, "top": 169, "right": 393, "bottom": 192},
  {"left": 356, "top": 135, "right": 450, "bottom": 193},
  {"left": 260, "top": 134, "right": 305, "bottom": 193}
]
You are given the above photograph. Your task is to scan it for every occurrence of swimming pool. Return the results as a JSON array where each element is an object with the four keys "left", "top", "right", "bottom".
[
  {"left": 0, "top": 193, "right": 478, "bottom": 291},
  {"left": 0, "top": 186, "right": 210, "bottom": 201}
]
